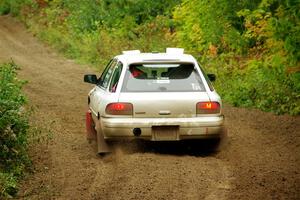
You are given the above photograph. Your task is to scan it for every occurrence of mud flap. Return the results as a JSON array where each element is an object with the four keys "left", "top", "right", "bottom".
[
  {"left": 85, "top": 110, "right": 97, "bottom": 142},
  {"left": 95, "top": 120, "right": 111, "bottom": 155},
  {"left": 216, "top": 126, "right": 228, "bottom": 151}
]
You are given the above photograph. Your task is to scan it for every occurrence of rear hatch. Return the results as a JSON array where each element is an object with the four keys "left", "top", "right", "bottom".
[{"left": 118, "top": 62, "right": 210, "bottom": 118}]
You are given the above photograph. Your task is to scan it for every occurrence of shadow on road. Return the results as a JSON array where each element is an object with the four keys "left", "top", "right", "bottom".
[{"left": 110, "top": 138, "right": 227, "bottom": 157}]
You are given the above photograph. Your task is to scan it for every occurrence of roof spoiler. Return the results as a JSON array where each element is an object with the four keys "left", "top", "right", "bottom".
[
  {"left": 122, "top": 50, "right": 141, "bottom": 55},
  {"left": 166, "top": 48, "right": 184, "bottom": 54}
]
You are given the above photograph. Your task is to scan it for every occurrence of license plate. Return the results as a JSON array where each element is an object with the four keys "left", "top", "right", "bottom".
[{"left": 152, "top": 126, "right": 179, "bottom": 141}]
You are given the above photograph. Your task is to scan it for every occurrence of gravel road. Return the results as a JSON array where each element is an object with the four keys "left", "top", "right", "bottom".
[{"left": 0, "top": 16, "right": 299, "bottom": 200}]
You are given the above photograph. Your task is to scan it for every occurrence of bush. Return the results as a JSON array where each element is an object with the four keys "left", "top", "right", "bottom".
[
  {"left": 174, "top": 0, "right": 300, "bottom": 115},
  {"left": 3, "top": 0, "right": 299, "bottom": 115},
  {"left": 0, "top": 61, "right": 30, "bottom": 199},
  {"left": 0, "top": 0, "right": 35, "bottom": 16},
  {"left": 24, "top": 0, "right": 177, "bottom": 69},
  {"left": 213, "top": 62, "right": 300, "bottom": 115}
]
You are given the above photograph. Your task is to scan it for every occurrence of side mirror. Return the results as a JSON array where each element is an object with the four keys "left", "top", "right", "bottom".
[
  {"left": 207, "top": 74, "right": 216, "bottom": 82},
  {"left": 84, "top": 74, "right": 97, "bottom": 84}
]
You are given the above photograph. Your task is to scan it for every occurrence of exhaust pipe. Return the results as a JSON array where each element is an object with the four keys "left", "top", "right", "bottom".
[{"left": 133, "top": 128, "right": 141, "bottom": 137}]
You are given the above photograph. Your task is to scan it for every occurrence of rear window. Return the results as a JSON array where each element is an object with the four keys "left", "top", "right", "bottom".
[{"left": 121, "top": 63, "right": 205, "bottom": 92}]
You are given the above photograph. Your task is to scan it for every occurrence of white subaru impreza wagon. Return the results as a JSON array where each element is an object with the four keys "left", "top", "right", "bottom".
[{"left": 84, "top": 48, "right": 225, "bottom": 154}]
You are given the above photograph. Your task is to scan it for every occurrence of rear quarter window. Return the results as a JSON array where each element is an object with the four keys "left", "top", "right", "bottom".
[
  {"left": 121, "top": 63, "right": 205, "bottom": 92},
  {"left": 109, "top": 62, "right": 123, "bottom": 92},
  {"left": 98, "top": 59, "right": 117, "bottom": 89}
]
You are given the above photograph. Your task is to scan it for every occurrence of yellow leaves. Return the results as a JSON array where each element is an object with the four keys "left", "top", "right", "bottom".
[
  {"left": 243, "top": 11, "right": 271, "bottom": 41},
  {"left": 190, "top": 24, "right": 203, "bottom": 43}
]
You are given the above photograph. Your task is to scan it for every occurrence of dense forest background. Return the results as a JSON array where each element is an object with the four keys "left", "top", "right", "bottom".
[{"left": 1, "top": 0, "right": 299, "bottom": 115}]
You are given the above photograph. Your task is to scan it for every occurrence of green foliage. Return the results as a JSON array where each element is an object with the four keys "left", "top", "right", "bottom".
[
  {"left": 0, "top": 61, "right": 30, "bottom": 198},
  {"left": 213, "top": 61, "right": 300, "bottom": 115},
  {"left": 173, "top": 0, "right": 261, "bottom": 54},
  {"left": 58, "top": 0, "right": 180, "bottom": 32},
  {"left": 0, "top": 172, "right": 18, "bottom": 198},
  {"left": 0, "top": 0, "right": 10, "bottom": 15},
  {"left": 1, "top": 0, "right": 299, "bottom": 115},
  {"left": 174, "top": 0, "right": 300, "bottom": 115},
  {"left": 0, "top": 0, "right": 35, "bottom": 16},
  {"left": 23, "top": 0, "right": 177, "bottom": 68}
]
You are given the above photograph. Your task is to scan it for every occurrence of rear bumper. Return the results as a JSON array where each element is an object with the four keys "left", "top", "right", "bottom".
[{"left": 99, "top": 115, "right": 225, "bottom": 141}]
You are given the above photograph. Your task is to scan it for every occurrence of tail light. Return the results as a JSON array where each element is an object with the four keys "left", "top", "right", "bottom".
[
  {"left": 105, "top": 103, "right": 133, "bottom": 115},
  {"left": 196, "top": 102, "right": 220, "bottom": 114}
]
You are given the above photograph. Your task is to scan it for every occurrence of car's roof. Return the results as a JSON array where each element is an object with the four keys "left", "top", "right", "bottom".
[{"left": 115, "top": 49, "right": 196, "bottom": 64}]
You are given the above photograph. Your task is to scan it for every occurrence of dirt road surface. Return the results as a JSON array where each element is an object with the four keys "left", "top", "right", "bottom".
[{"left": 0, "top": 16, "right": 299, "bottom": 200}]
